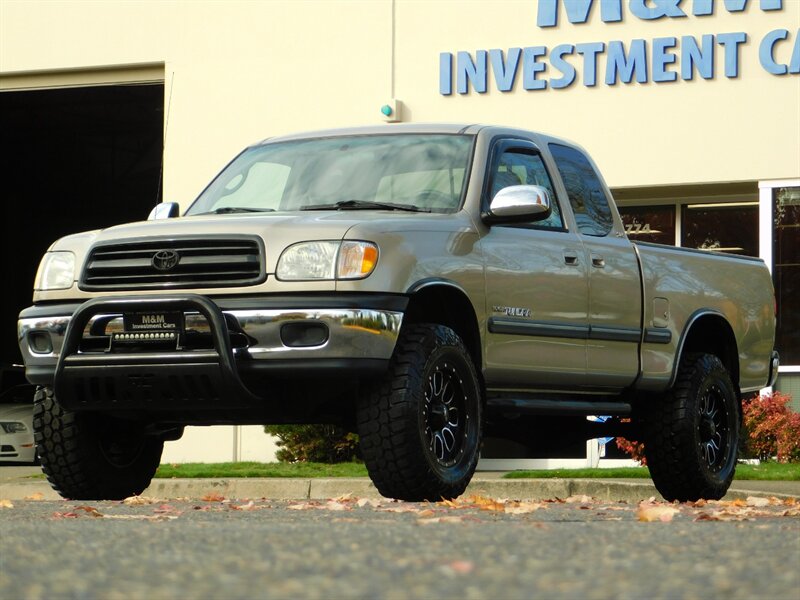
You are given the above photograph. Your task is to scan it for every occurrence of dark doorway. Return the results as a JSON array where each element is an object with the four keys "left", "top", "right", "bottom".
[{"left": 0, "top": 83, "right": 164, "bottom": 396}]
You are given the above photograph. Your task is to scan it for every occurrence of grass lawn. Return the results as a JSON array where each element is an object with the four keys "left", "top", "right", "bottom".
[
  {"left": 154, "top": 461, "right": 368, "bottom": 479},
  {"left": 149, "top": 461, "right": 800, "bottom": 480},
  {"left": 503, "top": 462, "right": 800, "bottom": 481}
]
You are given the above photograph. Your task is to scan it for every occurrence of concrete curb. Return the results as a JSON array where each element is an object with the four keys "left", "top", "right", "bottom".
[{"left": 2, "top": 477, "right": 797, "bottom": 503}]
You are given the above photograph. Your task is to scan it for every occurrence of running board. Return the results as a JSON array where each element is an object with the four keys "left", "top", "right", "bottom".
[{"left": 486, "top": 397, "right": 632, "bottom": 416}]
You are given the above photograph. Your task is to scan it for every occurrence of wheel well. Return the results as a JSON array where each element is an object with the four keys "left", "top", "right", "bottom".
[
  {"left": 680, "top": 314, "right": 739, "bottom": 389},
  {"left": 404, "top": 285, "right": 482, "bottom": 369}
]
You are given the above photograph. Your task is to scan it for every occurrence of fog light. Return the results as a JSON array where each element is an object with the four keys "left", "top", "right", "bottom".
[
  {"left": 280, "top": 322, "right": 329, "bottom": 348},
  {"left": 29, "top": 331, "right": 53, "bottom": 354}
]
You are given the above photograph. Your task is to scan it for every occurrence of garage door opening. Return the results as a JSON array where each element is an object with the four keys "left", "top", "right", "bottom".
[{"left": 0, "top": 83, "right": 164, "bottom": 398}]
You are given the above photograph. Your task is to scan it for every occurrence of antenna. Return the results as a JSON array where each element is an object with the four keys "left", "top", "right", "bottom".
[{"left": 157, "top": 71, "right": 175, "bottom": 206}]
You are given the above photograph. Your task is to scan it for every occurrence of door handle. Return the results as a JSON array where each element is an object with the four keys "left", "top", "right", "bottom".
[
  {"left": 591, "top": 254, "right": 605, "bottom": 268},
  {"left": 563, "top": 250, "right": 579, "bottom": 266}
]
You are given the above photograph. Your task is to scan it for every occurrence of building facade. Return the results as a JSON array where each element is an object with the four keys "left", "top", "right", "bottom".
[{"left": 1, "top": 0, "right": 797, "bottom": 465}]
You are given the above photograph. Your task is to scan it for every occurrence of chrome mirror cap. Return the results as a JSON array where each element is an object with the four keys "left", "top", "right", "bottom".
[
  {"left": 147, "top": 202, "right": 180, "bottom": 220},
  {"left": 485, "top": 185, "right": 552, "bottom": 223}
]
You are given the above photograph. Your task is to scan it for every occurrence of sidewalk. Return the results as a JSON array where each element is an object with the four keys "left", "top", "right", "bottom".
[{"left": 2, "top": 466, "right": 798, "bottom": 502}]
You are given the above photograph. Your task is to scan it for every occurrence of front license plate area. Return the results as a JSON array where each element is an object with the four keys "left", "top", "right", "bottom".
[{"left": 115, "top": 311, "right": 185, "bottom": 346}]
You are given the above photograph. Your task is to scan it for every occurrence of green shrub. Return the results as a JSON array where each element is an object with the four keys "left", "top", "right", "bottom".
[{"left": 264, "top": 424, "right": 361, "bottom": 463}]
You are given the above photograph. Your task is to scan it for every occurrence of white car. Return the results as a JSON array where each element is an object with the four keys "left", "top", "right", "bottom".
[{"left": 0, "top": 403, "right": 36, "bottom": 463}]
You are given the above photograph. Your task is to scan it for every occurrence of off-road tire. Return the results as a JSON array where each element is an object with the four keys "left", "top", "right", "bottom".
[
  {"left": 357, "top": 324, "right": 482, "bottom": 501},
  {"left": 33, "top": 386, "right": 163, "bottom": 500},
  {"left": 643, "top": 353, "right": 739, "bottom": 502}
]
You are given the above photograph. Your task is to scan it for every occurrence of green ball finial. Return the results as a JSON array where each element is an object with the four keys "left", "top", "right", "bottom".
[{"left": 380, "top": 104, "right": 393, "bottom": 117}]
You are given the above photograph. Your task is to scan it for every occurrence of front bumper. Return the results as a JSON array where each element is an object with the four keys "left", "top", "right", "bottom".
[{"left": 17, "top": 293, "right": 405, "bottom": 410}]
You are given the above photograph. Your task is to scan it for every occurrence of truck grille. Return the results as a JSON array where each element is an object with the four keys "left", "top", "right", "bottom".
[{"left": 79, "top": 237, "right": 265, "bottom": 291}]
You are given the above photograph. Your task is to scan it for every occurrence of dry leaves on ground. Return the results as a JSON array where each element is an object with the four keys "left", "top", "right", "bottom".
[
  {"left": 0, "top": 499, "right": 14, "bottom": 509},
  {"left": 637, "top": 502, "right": 681, "bottom": 522},
  {"left": 437, "top": 495, "right": 546, "bottom": 515},
  {"left": 200, "top": 493, "right": 226, "bottom": 503},
  {"left": 123, "top": 495, "right": 159, "bottom": 506}
]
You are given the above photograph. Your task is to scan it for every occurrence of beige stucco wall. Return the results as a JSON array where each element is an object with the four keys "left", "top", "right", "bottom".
[{"left": 1, "top": 0, "right": 798, "bottom": 204}]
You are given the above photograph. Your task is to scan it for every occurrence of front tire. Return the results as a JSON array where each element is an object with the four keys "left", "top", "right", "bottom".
[
  {"left": 33, "top": 387, "right": 163, "bottom": 500},
  {"left": 643, "top": 353, "right": 739, "bottom": 502},
  {"left": 357, "top": 324, "right": 482, "bottom": 501}
]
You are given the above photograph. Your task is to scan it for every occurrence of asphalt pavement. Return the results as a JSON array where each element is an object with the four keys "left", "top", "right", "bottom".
[{"left": 1, "top": 495, "right": 798, "bottom": 599}]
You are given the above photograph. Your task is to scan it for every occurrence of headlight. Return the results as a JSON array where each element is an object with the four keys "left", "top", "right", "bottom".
[
  {"left": 34, "top": 251, "right": 76, "bottom": 290},
  {"left": 277, "top": 241, "right": 378, "bottom": 281},
  {"left": 0, "top": 422, "right": 28, "bottom": 434}
]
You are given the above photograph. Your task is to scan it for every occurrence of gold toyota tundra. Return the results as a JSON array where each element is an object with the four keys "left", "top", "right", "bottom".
[{"left": 18, "top": 124, "right": 779, "bottom": 502}]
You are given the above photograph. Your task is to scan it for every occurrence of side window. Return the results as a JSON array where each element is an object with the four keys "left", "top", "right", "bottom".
[
  {"left": 490, "top": 149, "right": 564, "bottom": 230},
  {"left": 549, "top": 144, "right": 613, "bottom": 237}
]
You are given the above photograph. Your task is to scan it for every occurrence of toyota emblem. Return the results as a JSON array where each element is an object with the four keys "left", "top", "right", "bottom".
[{"left": 152, "top": 250, "right": 180, "bottom": 271}]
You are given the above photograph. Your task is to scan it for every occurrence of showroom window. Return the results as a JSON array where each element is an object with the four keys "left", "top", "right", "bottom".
[
  {"left": 618, "top": 205, "right": 676, "bottom": 245},
  {"left": 681, "top": 202, "right": 759, "bottom": 257},
  {"left": 774, "top": 187, "right": 799, "bottom": 365}
]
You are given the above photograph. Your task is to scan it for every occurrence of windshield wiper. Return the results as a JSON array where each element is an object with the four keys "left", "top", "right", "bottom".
[
  {"left": 198, "top": 207, "right": 276, "bottom": 215},
  {"left": 300, "top": 200, "right": 430, "bottom": 213}
]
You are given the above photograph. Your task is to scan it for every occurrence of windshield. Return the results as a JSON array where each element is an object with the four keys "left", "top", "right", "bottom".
[{"left": 186, "top": 134, "right": 474, "bottom": 215}]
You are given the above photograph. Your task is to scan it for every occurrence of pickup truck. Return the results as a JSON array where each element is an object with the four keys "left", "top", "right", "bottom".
[{"left": 17, "top": 124, "right": 779, "bottom": 502}]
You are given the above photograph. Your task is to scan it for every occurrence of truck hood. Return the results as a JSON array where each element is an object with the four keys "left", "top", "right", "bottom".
[{"left": 43, "top": 210, "right": 474, "bottom": 301}]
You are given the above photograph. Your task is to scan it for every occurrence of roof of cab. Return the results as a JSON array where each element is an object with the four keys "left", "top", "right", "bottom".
[{"left": 255, "top": 123, "right": 580, "bottom": 151}]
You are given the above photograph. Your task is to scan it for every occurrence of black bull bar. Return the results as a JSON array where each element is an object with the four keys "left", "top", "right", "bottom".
[{"left": 53, "top": 294, "right": 261, "bottom": 410}]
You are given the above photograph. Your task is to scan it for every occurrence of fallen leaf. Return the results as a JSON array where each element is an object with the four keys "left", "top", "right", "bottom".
[
  {"left": 24, "top": 492, "right": 44, "bottom": 501},
  {"left": 746, "top": 496, "right": 770, "bottom": 508},
  {"left": 417, "top": 509, "right": 436, "bottom": 517},
  {"left": 123, "top": 496, "right": 157, "bottom": 506},
  {"left": 637, "top": 503, "right": 680, "bottom": 522},
  {"left": 504, "top": 502, "right": 543, "bottom": 515},
  {"left": 201, "top": 493, "right": 225, "bottom": 502},
  {"left": 565, "top": 495, "right": 594, "bottom": 504},
  {"left": 325, "top": 501, "right": 349, "bottom": 512},
  {"left": 230, "top": 501, "right": 257, "bottom": 511},
  {"left": 154, "top": 504, "right": 183, "bottom": 515},
  {"left": 783, "top": 497, "right": 798, "bottom": 507},
  {"left": 781, "top": 508, "right": 800, "bottom": 517},
  {"left": 333, "top": 493, "right": 353, "bottom": 502},
  {"left": 694, "top": 512, "right": 720, "bottom": 522},
  {"left": 356, "top": 498, "right": 382, "bottom": 508},
  {"left": 687, "top": 499, "right": 707, "bottom": 508},
  {"left": 52, "top": 511, "right": 79, "bottom": 519},
  {"left": 446, "top": 560, "right": 475, "bottom": 574},
  {"left": 287, "top": 502, "right": 315, "bottom": 510},
  {"left": 74, "top": 505, "right": 104, "bottom": 518},
  {"left": 0, "top": 499, "right": 13, "bottom": 509}
]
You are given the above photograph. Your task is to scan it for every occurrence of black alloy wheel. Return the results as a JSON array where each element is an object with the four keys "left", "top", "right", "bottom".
[{"left": 358, "top": 323, "right": 482, "bottom": 501}]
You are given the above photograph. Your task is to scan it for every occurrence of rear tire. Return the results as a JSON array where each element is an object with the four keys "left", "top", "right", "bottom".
[
  {"left": 643, "top": 353, "right": 739, "bottom": 502},
  {"left": 33, "top": 386, "right": 163, "bottom": 500},
  {"left": 357, "top": 324, "right": 482, "bottom": 501}
]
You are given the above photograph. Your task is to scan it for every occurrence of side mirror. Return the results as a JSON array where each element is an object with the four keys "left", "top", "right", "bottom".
[
  {"left": 483, "top": 185, "right": 552, "bottom": 224},
  {"left": 147, "top": 202, "right": 180, "bottom": 220}
]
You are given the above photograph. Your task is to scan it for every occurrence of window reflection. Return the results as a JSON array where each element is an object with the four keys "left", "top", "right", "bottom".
[
  {"left": 618, "top": 206, "right": 676, "bottom": 245},
  {"left": 774, "top": 187, "right": 800, "bottom": 365},
  {"left": 681, "top": 202, "right": 759, "bottom": 257}
]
